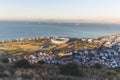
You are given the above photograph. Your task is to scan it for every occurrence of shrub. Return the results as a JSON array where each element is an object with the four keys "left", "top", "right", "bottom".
[
  {"left": 49, "top": 77, "right": 75, "bottom": 80},
  {"left": 14, "top": 59, "right": 32, "bottom": 68},
  {"left": 106, "top": 71, "right": 117, "bottom": 76},
  {"left": 37, "top": 60, "right": 45, "bottom": 64},
  {"left": 59, "top": 63, "right": 82, "bottom": 76},
  {"left": 0, "top": 72, "right": 9, "bottom": 78},
  {"left": 93, "top": 63, "right": 102, "bottom": 69},
  {"left": 115, "top": 67, "right": 120, "bottom": 73},
  {"left": 1, "top": 58, "right": 9, "bottom": 63}
]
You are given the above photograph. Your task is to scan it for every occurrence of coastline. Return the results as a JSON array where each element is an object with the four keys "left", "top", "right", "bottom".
[
  {"left": 0, "top": 33, "right": 120, "bottom": 68},
  {"left": 0, "top": 33, "right": 119, "bottom": 43}
]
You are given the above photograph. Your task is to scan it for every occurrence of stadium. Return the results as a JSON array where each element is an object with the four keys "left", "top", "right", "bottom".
[{"left": 51, "top": 37, "right": 70, "bottom": 44}]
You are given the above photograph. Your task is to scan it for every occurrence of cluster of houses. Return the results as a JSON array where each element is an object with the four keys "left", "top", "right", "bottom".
[{"left": 7, "top": 34, "right": 120, "bottom": 68}]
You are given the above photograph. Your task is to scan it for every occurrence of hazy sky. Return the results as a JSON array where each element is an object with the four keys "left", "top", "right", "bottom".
[{"left": 0, "top": 0, "right": 120, "bottom": 20}]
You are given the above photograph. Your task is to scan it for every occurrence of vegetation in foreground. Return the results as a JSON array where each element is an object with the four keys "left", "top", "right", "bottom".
[{"left": 0, "top": 61, "right": 120, "bottom": 80}]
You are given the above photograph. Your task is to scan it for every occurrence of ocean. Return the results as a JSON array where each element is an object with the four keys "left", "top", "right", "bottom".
[{"left": 0, "top": 21, "right": 120, "bottom": 40}]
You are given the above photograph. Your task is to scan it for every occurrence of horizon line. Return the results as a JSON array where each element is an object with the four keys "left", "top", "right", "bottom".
[{"left": 0, "top": 18, "right": 120, "bottom": 24}]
